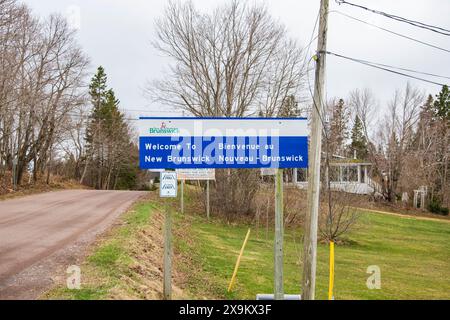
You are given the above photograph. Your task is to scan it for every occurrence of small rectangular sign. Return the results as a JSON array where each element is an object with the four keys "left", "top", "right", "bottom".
[
  {"left": 160, "top": 171, "right": 178, "bottom": 198},
  {"left": 139, "top": 117, "right": 308, "bottom": 169},
  {"left": 261, "top": 168, "right": 277, "bottom": 176},
  {"left": 176, "top": 169, "right": 215, "bottom": 181}
]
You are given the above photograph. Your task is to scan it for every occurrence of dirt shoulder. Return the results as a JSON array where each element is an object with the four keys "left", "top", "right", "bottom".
[
  {"left": 42, "top": 193, "right": 187, "bottom": 300},
  {"left": 0, "top": 178, "right": 89, "bottom": 202}
]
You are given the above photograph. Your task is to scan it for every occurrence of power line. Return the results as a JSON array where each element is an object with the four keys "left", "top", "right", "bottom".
[
  {"left": 306, "top": 56, "right": 329, "bottom": 134},
  {"left": 335, "top": 0, "right": 450, "bottom": 36},
  {"left": 120, "top": 108, "right": 180, "bottom": 114},
  {"left": 66, "top": 113, "right": 140, "bottom": 121},
  {"left": 304, "top": 6, "right": 330, "bottom": 135},
  {"left": 322, "top": 50, "right": 449, "bottom": 86},
  {"left": 303, "top": 9, "right": 321, "bottom": 60},
  {"left": 303, "top": 9, "right": 320, "bottom": 81},
  {"left": 326, "top": 52, "right": 450, "bottom": 80},
  {"left": 331, "top": 10, "right": 450, "bottom": 54},
  {"left": 359, "top": 61, "right": 450, "bottom": 80},
  {"left": 66, "top": 107, "right": 185, "bottom": 121}
]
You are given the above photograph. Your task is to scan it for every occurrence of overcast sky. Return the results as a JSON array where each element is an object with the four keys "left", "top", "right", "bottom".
[{"left": 22, "top": 0, "right": 450, "bottom": 118}]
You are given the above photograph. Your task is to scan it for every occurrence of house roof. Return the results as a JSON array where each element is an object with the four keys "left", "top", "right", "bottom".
[
  {"left": 329, "top": 162, "right": 372, "bottom": 166},
  {"left": 320, "top": 152, "right": 371, "bottom": 165}
]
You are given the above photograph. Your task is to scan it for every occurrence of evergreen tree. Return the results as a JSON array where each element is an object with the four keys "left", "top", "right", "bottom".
[
  {"left": 413, "top": 95, "right": 434, "bottom": 148},
  {"left": 328, "top": 98, "right": 349, "bottom": 156},
  {"left": 85, "top": 67, "right": 108, "bottom": 152},
  {"left": 350, "top": 115, "right": 368, "bottom": 160},
  {"left": 433, "top": 85, "right": 450, "bottom": 121},
  {"left": 431, "top": 86, "right": 450, "bottom": 209},
  {"left": 89, "top": 66, "right": 108, "bottom": 111},
  {"left": 279, "top": 95, "right": 301, "bottom": 117},
  {"left": 81, "top": 67, "right": 137, "bottom": 190}
]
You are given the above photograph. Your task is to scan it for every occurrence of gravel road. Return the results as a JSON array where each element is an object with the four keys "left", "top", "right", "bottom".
[{"left": 0, "top": 190, "right": 146, "bottom": 299}]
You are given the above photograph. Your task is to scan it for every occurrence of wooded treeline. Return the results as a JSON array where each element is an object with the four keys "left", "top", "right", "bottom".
[
  {"left": 0, "top": 0, "right": 145, "bottom": 192},
  {"left": 150, "top": 0, "right": 449, "bottom": 217},
  {"left": 324, "top": 84, "right": 449, "bottom": 213},
  {"left": 1, "top": 0, "right": 448, "bottom": 217}
]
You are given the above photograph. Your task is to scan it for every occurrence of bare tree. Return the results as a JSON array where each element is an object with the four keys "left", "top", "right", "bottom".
[
  {"left": 375, "top": 83, "right": 425, "bottom": 201},
  {"left": 0, "top": 0, "right": 89, "bottom": 189},
  {"left": 149, "top": 1, "right": 306, "bottom": 117},
  {"left": 148, "top": 0, "right": 307, "bottom": 216},
  {"left": 403, "top": 92, "right": 450, "bottom": 211},
  {"left": 320, "top": 99, "right": 360, "bottom": 242},
  {"left": 348, "top": 88, "right": 378, "bottom": 142},
  {"left": 56, "top": 104, "right": 89, "bottom": 179},
  {"left": 319, "top": 191, "right": 360, "bottom": 243}
]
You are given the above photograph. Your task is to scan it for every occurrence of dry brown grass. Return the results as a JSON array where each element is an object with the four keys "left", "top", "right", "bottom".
[
  {"left": 43, "top": 194, "right": 187, "bottom": 300},
  {"left": 185, "top": 182, "right": 308, "bottom": 226},
  {"left": 0, "top": 171, "right": 88, "bottom": 201}
]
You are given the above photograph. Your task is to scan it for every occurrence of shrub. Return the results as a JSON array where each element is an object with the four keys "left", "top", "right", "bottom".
[
  {"left": 428, "top": 197, "right": 449, "bottom": 216},
  {"left": 211, "top": 169, "right": 260, "bottom": 218},
  {"left": 319, "top": 191, "right": 361, "bottom": 243}
]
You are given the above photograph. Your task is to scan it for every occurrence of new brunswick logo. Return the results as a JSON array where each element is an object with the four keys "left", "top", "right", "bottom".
[{"left": 149, "top": 122, "right": 179, "bottom": 134}]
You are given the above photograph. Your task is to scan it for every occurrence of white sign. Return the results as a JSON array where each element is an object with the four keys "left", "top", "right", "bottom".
[
  {"left": 261, "top": 168, "right": 277, "bottom": 176},
  {"left": 160, "top": 172, "right": 178, "bottom": 198},
  {"left": 176, "top": 169, "right": 215, "bottom": 181}
]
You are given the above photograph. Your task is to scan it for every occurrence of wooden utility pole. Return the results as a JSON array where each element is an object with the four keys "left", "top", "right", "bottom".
[
  {"left": 274, "top": 169, "right": 284, "bottom": 300},
  {"left": 302, "top": 0, "right": 329, "bottom": 300}
]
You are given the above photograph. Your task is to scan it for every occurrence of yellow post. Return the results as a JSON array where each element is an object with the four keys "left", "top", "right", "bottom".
[
  {"left": 328, "top": 241, "right": 335, "bottom": 300},
  {"left": 227, "top": 228, "right": 251, "bottom": 292}
]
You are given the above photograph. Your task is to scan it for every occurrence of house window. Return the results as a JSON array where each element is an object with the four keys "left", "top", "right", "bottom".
[
  {"left": 360, "top": 166, "right": 366, "bottom": 183},
  {"left": 341, "top": 166, "right": 358, "bottom": 182}
]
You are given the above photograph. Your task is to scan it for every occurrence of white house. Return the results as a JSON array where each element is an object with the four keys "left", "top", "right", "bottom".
[{"left": 288, "top": 155, "right": 382, "bottom": 195}]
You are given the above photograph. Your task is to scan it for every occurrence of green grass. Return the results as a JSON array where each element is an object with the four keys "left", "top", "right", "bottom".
[
  {"left": 43, "top": 187, "right": 450, "bottom": 300},
  {"left": 177, "top": 210, "right": 450, "bottom": 300},
  {"left": 43, "top": 199, "right": 159, "bottom": 300}
]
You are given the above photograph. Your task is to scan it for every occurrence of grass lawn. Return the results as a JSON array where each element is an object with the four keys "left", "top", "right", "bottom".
[
  {"left": 176, "top": 209, "right": 450, "bottom": 300},
  {"left": 42, "top": 188, "right": 450, "bottom": 300}
]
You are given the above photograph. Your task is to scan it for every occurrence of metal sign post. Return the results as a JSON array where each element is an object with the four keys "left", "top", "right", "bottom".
[
  {"left": 180, "top": 180, "right": 184, "bottom": 214},
  {"left": 160, "top": 171, "right": 177, "bottom": 300},
  {"left": 274, "top": 168, "right": 284, "bottom": 300},
  {"left": 163, "top": 203, "right": 173, "bottom": 300},
  {"left": 176, "top": 169, "right": 215, "bottom": 219},
  {"left": 206, "top": 180, "right": 210, "bottom": 220}
]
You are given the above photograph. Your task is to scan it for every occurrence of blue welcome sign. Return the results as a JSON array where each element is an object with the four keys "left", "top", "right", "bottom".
[{"left": 138, "top": 117, "right": 308, "bottom": 169}]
